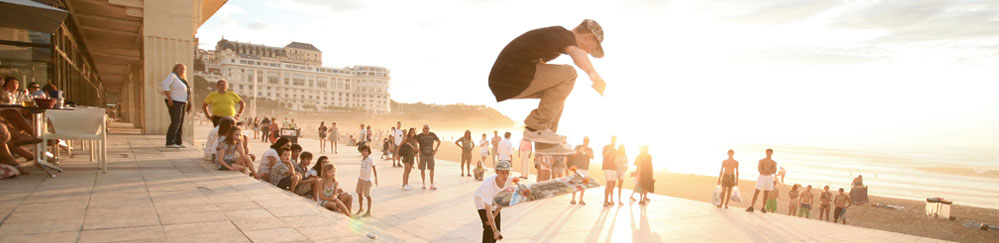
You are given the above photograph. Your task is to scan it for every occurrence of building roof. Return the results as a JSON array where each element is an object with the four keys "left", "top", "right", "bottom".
[{"left": 285, "top": 42, "right": 321, "bottom": 51}]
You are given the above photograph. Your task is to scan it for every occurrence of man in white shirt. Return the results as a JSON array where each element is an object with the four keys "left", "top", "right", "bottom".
[
  {"left": 392, "top": 121, "right": 404, "bottom": 167},
  {"left": 473, "top": 161, "right": 513, "bottom": 243},
  {"left": 497, "top": 132, "right": 514, "bottom": 162}
]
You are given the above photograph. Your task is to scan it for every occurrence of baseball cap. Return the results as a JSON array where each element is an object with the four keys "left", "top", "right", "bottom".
[
  {"left": 495, "top": 161, "right": 512, "bottom": 171},
  {"left": 579, "top": 19, "right": 604, "bottom": 58}
]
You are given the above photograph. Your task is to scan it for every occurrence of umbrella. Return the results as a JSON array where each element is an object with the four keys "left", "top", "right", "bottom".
[{"left": 0, "top": 0, "right": 69, "bottom": 34}]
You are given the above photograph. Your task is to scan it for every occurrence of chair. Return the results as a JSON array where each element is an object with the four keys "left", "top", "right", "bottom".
[{"left": 42, "top": 108, "right": 107, "bottom": 172}]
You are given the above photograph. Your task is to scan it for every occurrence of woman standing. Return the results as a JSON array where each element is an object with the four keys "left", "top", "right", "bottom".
[
  {"left": 161, "top": 64, "right": 191, "bottom": 148},
  {"left": 397, "top": 128, "right": 417, "bottom": 190},
  {"left": 318, "top": 122, "right": 328, "bottom": 153},
  {"left": 479, "top": 133, "right": 490, "bottom": 166},
  {"left": 788, "top": 184, "right": 801, "bottom": 216},
  {"left": 613, "top": 145, "right": 628, "bottom": 206},
  {"left": 634, "top": 145, "right": 654, "bottom": 205},
  {"left": 454, "top": 130, "right": 474, "bottom": 177},
  {"left": 251, "top": 117, "right": 260, "bottom": 139}
]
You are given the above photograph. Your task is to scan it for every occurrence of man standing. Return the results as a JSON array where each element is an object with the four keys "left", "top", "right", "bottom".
[
  {"left": 330, "top": 122, "right": 339, "bottom": 154},
  {"left": 497, "top": 132, "right": 514, "bottom": 164},
  {"left": 202, "top": 80, "right": 245, "bottom": 127},
  {"left": 602, "top": 136, "right": 617, "bottom": 206},
  {"left": 416, "top": 124, "right": 441, "bottom": 190},
  {"left": 717, "top": 149, "right": 739, "bottom": 209},
  {"left": 260, "top": 117, "right": 271, "bottom": 142},
  {"left": 746, "top": 149, "right": 778, "bottom": 213},
  {"left": 490, "top": 131, "right": 501, "bottom": 167},
  {"left": 473, "top": 161, "right": 513, "bottom": 243},
  {"left": 516, "top": 138, "right": 533, "bottom": 179},
  {"left": 358, "top": 123, "right": 367, "bottom": 146},
  {"left": 488, "top": 19, "right": 607, "bottom": 145},
  {"left": 570, "top": 136, "right": 593, "bottom": 205},
  {"left": 392, "top": 121, "right": 404, "bottom": 166}
]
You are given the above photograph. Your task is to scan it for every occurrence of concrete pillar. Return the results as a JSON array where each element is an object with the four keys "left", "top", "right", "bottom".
[{"left": 142, "top": 0, "right": 196, "bottom": 144}]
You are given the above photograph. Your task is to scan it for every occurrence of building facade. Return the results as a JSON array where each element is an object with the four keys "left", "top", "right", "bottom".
[
  {"left": 195, "top": 39, "right": 391, "bottom": 114},
  {"left": 0, "top": 0, "right": 228, "bottom": 139}
]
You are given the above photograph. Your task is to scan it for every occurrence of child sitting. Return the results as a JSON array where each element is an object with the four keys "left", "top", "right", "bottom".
[{"left": 473, "top": 161, "right": 486, "bottom": 181}]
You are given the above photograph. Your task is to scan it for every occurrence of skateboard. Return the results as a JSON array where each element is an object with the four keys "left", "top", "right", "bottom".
[
  {"left": 534, "top": 142, "right": 575, "bottom": 156},
  {"left": 493, "top": 167, "right": 601, "bottom": 207}
]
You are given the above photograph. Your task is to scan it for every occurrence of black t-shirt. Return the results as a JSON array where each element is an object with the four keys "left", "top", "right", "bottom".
[
  {"left": 489, "top": 26, "right": 577, "bottom": 101},
  {"left": 415, "top": 132, "right": 439, "bottom": 155}
]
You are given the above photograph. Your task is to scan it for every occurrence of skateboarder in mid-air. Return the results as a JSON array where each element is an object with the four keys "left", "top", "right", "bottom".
[{"left": 489, "top": 19, "right": 607, "bottom": 152}]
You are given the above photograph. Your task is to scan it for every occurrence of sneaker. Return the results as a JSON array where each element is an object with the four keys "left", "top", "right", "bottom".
[
  {"left": 166, "top": 144, "right": 182, "bottom": 148},
  {"left": 430, "top": 185, "right": 437, "bottom": 190},
  {"left": 535, "top": 143, "right": 575, "bottom": 156},
  {"left": 745, "top": 207, "right": 755, "bottom": 212},
  {"left": 178, "top": 144, "right": 188, "bottom": 148},
  {"left": 523, "top": 128, "right": 566, "bottom": 144},
  {"left": 402, "top": 185, "right": 414, "bottom": 191}
]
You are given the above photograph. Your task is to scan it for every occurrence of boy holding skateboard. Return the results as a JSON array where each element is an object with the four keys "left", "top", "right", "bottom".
[
  {"left": 473, "top": 161, "right": 514, "bottom": 243},
  {"left": 488, "top": 19, "right": 607, "bottom": 149}
]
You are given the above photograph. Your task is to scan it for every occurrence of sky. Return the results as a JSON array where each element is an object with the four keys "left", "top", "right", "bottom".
[{"left": 196, "top": 0, "right": 999, "bottom": 150}]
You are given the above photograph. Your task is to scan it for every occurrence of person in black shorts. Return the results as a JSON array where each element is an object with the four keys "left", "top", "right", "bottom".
[
  {"left": 717, "top": 149, "right": 739, "bottom": 209},
  {"left": 416, "top": 124, "right": 440, "bottom": 190},
  {"left": 318, "top": 122, "right": 328, "bottom": 153}
]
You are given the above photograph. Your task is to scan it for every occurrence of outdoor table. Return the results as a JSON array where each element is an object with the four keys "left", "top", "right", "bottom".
[{"left": 0, "top": 104, "right": 71, "bottom": 176}]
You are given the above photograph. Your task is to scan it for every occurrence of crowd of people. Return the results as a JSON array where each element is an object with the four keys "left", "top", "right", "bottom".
[
  {"left": 0, "top": 76, "right": 61, "bottom": 178},
  {"left": 716, "top": 149, "right": 854, "bottom": 224}
]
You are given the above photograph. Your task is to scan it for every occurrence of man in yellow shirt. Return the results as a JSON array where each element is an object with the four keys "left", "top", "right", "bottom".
[{"left": 202, "top": 80, "right": 245, "bottom": 126}]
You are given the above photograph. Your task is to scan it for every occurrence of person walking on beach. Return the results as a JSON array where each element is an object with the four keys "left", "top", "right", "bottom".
[
  {"left": 488, "top": 19, "right": 607, "bottom": 145},
  {"left": 358, "top": 124, "right": 367, "bottom": 146},
  {"left": 202, "top": 80, "right": 245, "bottom": 127},
  {"left": 834, "top": 188, "right": 852, "bottom": 224},
  {"left": 746, "top": 149, "right": 777, "bottom": 213},
  {"left": 456, "top": 130, "right": 476, "bottom": 177},
  {"left": 717, "top": 149, "right": 739, "bottom": 209},
  {"left": 318, "top": 122, "right": 328, "bottom": 153},
  {"left": 798, "top": 185, "right": 814, "bottom": 218},
  {"left": 517, "top": 138, "right": 533, "bottom": 179},
  {"left": 490, "top": 131, "right": 501, "bottom": 166},
  {"left": 416, "top": 125, "right": 441, "bottom": 190},
  {"left": 602, "top": 136, "right": 618, "bottom": 206},
  {"left": 819, "top": 185, "right": 833, "bottom": 221},
  {"left": 355, "top": 145, "right": 378, "bottom": 217},
  {"left": 330, "top": 122, "right": 339, "bottom": 154},
  {"left": 392, "top": 121, "right": 404, "bottom": 166},
  {"left": 473, "top": 161, "right": 514, "bottom": 243},
  {"left": 260, "top": 117, "right": 271, "bottom": 142}
]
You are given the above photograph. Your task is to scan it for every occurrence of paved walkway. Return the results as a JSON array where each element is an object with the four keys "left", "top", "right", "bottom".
[{"left": 0, "top": 127, "right": 947, "bottom": 242}]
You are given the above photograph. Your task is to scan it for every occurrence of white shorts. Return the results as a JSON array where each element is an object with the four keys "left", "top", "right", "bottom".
[
  {"left": 604, "top": 170, "right": 620, "bottom": 182},
  {"left": 756, "top": 175, "right": 775, "bottom": 191}
]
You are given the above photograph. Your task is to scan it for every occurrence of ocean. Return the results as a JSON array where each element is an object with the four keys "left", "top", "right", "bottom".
[{"left": 434, "top": 128, "right": 999, "bottom": 210}]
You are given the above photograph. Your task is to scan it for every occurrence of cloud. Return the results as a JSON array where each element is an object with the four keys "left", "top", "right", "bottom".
[
  {"left": 247, "top": 21, "right": 272, "bottom": 30},
  {"left": 266, "top": 0, "right": 365, "bottom": 13},
  {"left": 723, "top": 0, "right": 841, "bottom": 25}
]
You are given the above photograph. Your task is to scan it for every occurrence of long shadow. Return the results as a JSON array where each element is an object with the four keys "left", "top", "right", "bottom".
[
  {"left": 717, "top": 207, "right": 787, "bottom": 242},
  {"left": 629, "top": 204, "right": 662, "bottom": 242},
  {"left": 584, "top": 200, "right": 614, "bottom": 242},
  {"left": 536, "top": 204, "right": 578, "bottom": 242}
]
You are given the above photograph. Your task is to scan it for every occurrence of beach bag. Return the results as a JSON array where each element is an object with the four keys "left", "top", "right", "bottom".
[
  {"left": 730, "top": 186, "right": 743, "bottom": 203},
  {"left": 712, "top": 185, "right": 722, "bottom": 206},
  {"left": 0, "top": 164, "right": 19, "bottom": 179}
]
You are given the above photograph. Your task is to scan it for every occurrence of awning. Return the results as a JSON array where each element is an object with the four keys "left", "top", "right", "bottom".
[{"left": 0, "top": 0, "right": 69, "bottom": 34}]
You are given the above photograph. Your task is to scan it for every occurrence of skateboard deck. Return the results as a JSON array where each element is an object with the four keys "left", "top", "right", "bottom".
[{"left": 494, "top": 169, "right": 601, "bottom": 207}]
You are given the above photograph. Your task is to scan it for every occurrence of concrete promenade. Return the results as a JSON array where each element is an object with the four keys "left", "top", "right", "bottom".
[{"left": 0, "top": 125, "right": 947, "bottom": 242}]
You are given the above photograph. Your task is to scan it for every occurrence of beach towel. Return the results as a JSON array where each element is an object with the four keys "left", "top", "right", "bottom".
[
  {"left": 712, "top": 186, "right": 722, "bottom": 206},
  {"left": 730, "top": 186, "right": 743, "bottom": 203}
]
